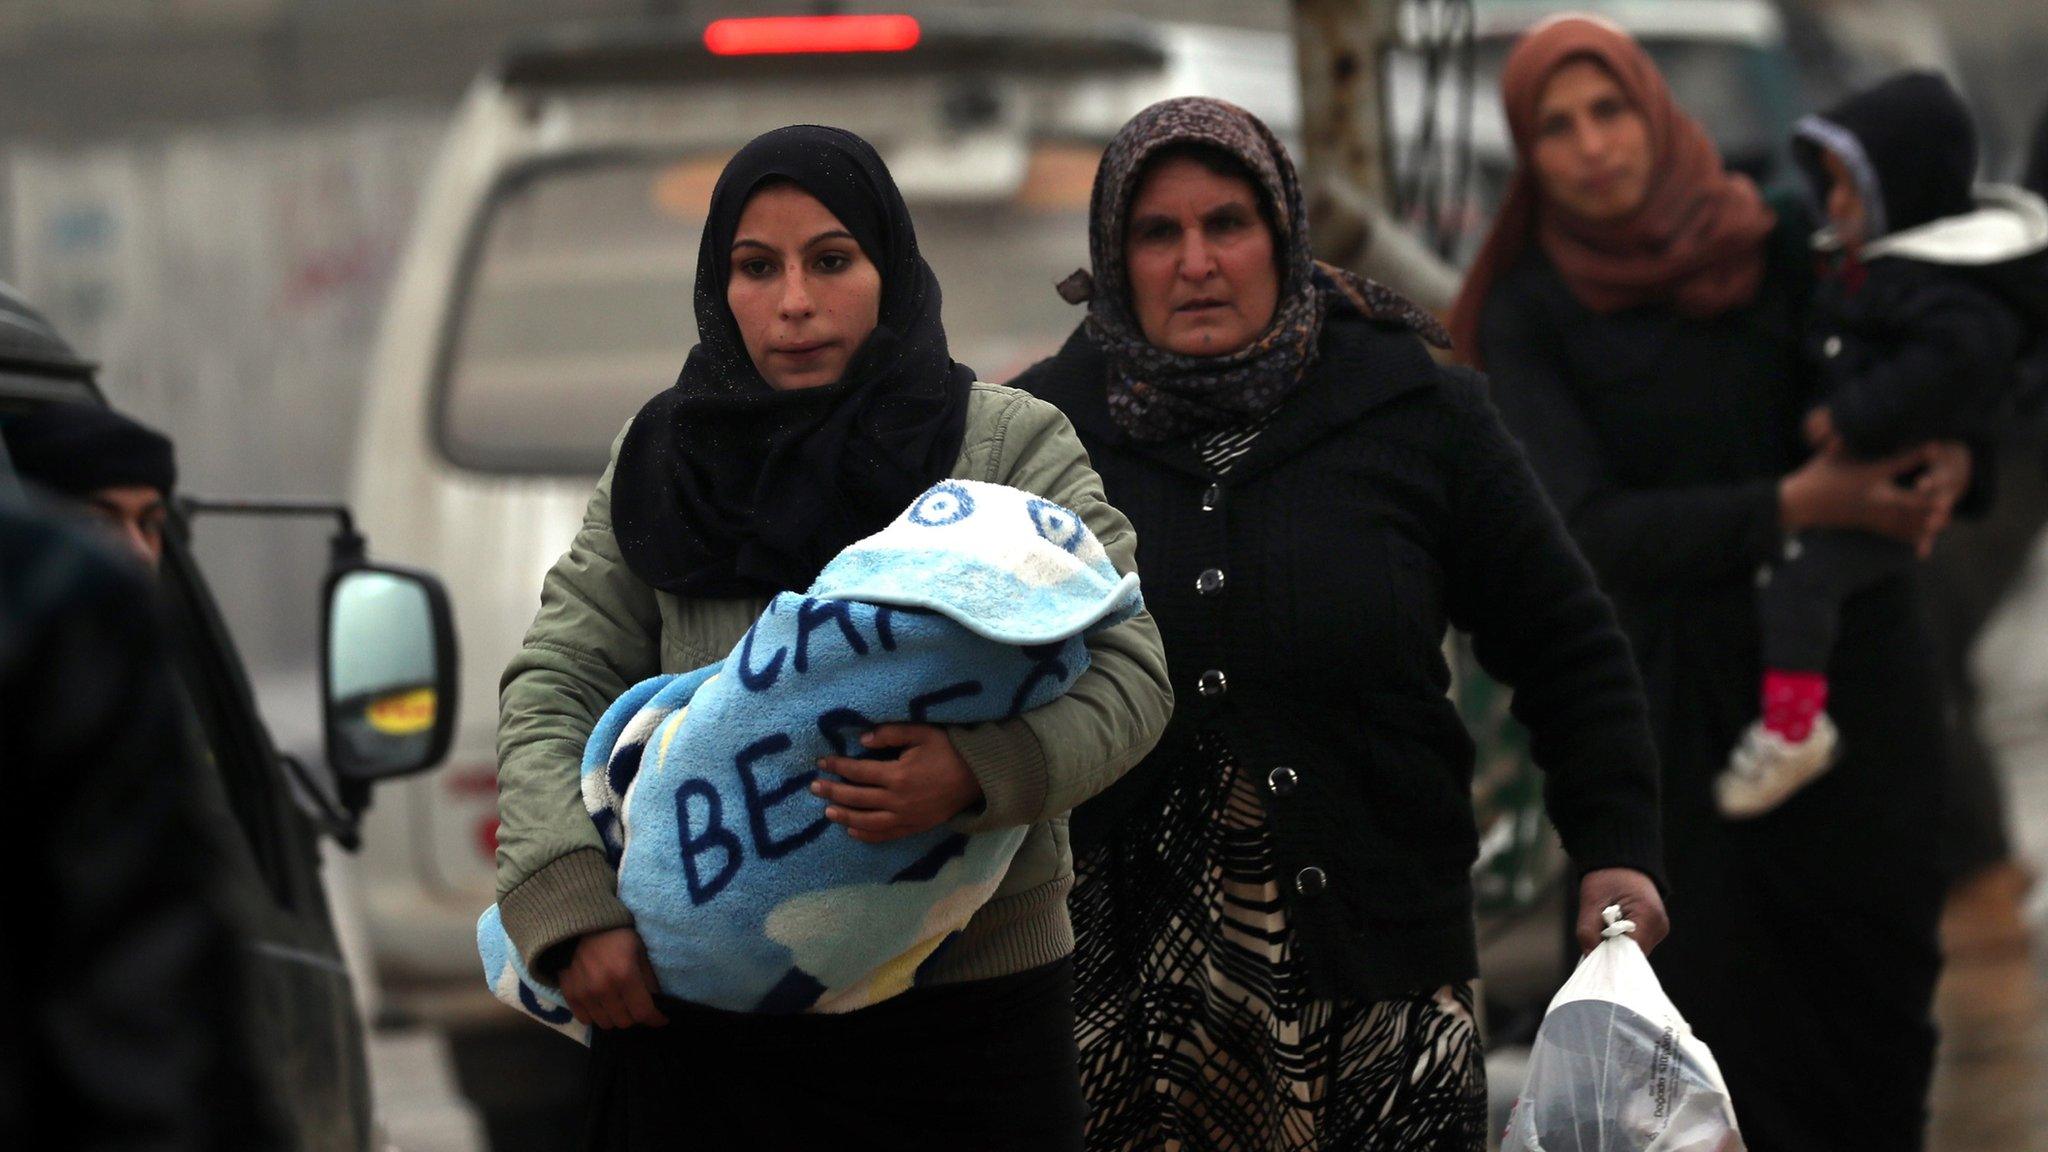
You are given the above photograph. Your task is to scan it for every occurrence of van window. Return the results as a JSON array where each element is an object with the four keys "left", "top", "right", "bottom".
[{"left": 437, "top": 147, "right": 1094, "bottom": 476}]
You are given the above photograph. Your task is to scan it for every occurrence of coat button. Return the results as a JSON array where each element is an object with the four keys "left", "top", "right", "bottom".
[
  {"left": 1294, "top": 866, "right": 1327, "bottom": 896},
  {"left": 1201, "top": 484, "right": 1223, "bottom": 512},
  {"left": 1197, "top": 669, "right": 1228, "bottom": 698},
  {"left": 1196, "top": 568, "right": 1226, "bottom": 596},
  {"left": 1266, "top": 765, "right": 1299, "bottom": 795},
  {"left": 1823, "top": 335, "right": 1842, "bottom": 358}
]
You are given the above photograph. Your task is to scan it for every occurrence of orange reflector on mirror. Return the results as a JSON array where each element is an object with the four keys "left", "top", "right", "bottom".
[{"left": 366, "top": 687, "right": 437, "bottom": 736}]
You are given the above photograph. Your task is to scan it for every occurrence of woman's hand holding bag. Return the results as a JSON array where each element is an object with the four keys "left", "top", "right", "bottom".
[
  {"left": 1575, "top": 868, "right": 1669, "bottom": 955},
  {"left": 1503, "top": 906, "right": 1744, "bottom": 1152}
]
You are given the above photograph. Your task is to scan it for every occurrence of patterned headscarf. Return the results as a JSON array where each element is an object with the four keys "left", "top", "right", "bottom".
[{"left": 1058, "top": 97, "right": 1447, "bottom": 443}]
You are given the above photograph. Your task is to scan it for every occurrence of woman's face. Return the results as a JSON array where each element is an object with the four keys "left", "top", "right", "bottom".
[
  {"left": 726, "top": 183, "right": 883, "bottom": 391},
  {"left": 1528, "top": 59, "right": 1654, "bottom": 222},
  {"left": 1124, "top": 156, "right": 1281, "bottom": 358}
]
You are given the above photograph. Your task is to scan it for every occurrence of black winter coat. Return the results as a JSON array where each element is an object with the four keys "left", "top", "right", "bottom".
[
  {"left": 1018, "top": 312, "right": 1663, "bottom": 1001},
  {"left": 1810, "top": 255, "right": 2026, "bottom": 456},
  {"left": 0, "top": 507, "right": 289, "bottom": 1151},
  {"left": 1479, "top": 226, "right": 1950, "bottom": 1150}
]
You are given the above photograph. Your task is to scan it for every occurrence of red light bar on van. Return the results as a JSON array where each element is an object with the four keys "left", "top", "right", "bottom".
[{"left": 703, "top": 15, "right": 921, "bottom": 57}]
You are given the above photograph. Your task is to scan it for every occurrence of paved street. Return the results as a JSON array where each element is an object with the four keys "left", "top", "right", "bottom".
[
  {"left": 369, "top": 772, "right": 2048, "bottom": 1152},
  {"left": 304, "top": 579, "right": 2048, "bottom": 1150},
  {"left": 1927, "top": 747, "right": 2048, "bottom": 1152},
  {"left": 1928, "top": 916, "right": 2048, "bottom": 1151}
]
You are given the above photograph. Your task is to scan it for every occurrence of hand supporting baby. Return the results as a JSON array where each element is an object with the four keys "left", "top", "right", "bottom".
[
  {"left": 814, "top": 724, "right": 987, "bottom": 844},
  {"left": 1783, "top": 407, "right": 1972, "bottom": 557},
  {"left": 560, "top": 926, "right": 668, "bottom": 1030}
]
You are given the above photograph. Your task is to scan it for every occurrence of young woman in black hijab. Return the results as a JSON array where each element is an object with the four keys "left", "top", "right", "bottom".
[
  {"left": 609, "top": 126, "right": 976, "bottom": 596},
  {"left": 492, "top": 125, "right": 1172, "bottom": 1151}
]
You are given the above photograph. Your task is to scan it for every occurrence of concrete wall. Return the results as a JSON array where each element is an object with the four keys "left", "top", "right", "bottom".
[{"left": 8, "top": 113, "right": 444, "bottom": 670}]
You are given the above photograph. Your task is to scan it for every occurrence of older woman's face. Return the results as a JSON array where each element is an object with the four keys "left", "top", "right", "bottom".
[
  {"left": 1529, "top": 59, "right": 1653, "bottom": 222},
  {"left": 726, "top": 183, "right": 882, "bottom": 391},
  {"left": 1124, "top": 156, "right": 1280, "bottom": 358}
]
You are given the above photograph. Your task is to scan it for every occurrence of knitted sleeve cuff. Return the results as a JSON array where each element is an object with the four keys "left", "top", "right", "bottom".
[
  {"left": 498, "top": 848, "right": 634, "bottom": 978},
  {"left": 1561, "top": 822, "right": 1668, "bottom": 898},
  {"left": 947, "top": 716, "right": 1051, "bottom": 833}
]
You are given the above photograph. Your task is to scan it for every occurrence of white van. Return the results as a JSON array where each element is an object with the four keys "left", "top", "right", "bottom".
[{"left": 348, "top": 12, "right": 1301, "bottom": 987}]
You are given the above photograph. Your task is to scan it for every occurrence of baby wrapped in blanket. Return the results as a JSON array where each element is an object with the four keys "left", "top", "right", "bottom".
[{"left": 478, "top": 480, "right": 1143, "bottom": 1041}]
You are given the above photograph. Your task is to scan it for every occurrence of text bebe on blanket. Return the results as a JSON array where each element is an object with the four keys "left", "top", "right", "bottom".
[{"left": 480, "top": 481, "right": 1143, "bottom": 1041}]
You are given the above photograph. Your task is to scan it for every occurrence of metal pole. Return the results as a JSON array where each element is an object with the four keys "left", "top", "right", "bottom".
[
  {"left": 177, "top": 496, "right": 366, "bottom": 566},
  {"left": 1289, "top": 0, "right": 1462, "bottom": 312}
]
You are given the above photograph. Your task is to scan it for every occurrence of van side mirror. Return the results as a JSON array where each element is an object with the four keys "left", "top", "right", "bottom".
[{"left": 322, "top": 564, "right": 459, "bottom": 786}]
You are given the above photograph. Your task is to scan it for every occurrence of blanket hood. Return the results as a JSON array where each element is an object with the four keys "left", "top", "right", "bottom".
[{"left": 807, "top": 480, "right": 1143, "bottom": 645}]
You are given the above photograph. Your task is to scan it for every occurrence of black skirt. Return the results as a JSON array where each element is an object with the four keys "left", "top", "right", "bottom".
[{"left": 580, "top": 958, "right": 1085, "bottom": 1152}]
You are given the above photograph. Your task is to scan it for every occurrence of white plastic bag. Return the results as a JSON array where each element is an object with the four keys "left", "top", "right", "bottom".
[{"left": 1501, "top": 906, "right": 1745, "bottom": 1152}]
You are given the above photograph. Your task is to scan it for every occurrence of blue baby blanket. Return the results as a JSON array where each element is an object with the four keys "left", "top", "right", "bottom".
[{"left": 478, "top": 481, "right": 1143, "bottom": 1042}]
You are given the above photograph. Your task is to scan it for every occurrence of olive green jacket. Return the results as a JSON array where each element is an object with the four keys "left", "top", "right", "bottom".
[{"left": 495, "top": 382, "right": 1173, "bottom": 984}]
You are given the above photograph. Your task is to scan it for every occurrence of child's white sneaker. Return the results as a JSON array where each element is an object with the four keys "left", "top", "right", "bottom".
[{"left": 1716, "top": 713, "right": 1839, "bottom": 819}]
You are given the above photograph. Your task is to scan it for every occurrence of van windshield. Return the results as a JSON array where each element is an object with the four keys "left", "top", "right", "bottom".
[{"left": 438, "top": 147, "right": 1095, "bottom": 475}]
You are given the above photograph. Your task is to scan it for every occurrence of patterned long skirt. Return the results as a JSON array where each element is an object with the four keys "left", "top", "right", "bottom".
[{"left": 1071, "top": 734, "right": 1486, "bottom": 1151}]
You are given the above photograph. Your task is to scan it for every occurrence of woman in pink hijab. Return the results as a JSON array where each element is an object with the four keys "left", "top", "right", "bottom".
[{"left": 1458, "top": 17, "right": 1973, "bottom": 1151}]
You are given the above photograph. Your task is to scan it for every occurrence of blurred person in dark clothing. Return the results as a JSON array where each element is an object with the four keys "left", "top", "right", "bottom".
[
  {"left": 0, "top": 501, "right": 290, "bottom": 1150},
  {"left": 2, "top": 401, "right": 175, "bottom": 572},
  {"left": 1923, "top": 87, "right": 2048, "bottom": 945},
  {"left": 2022, "top": 95, "right": 2048, "bottom": 420},
  {"left": 1925, "top": 462, "right": 2043, "bottom": 943},
  {"left": 1451, "top": 19, "right": 1973, "bottom": 1149},
  {"left": 2028, "top": 94, "right": 2048, "bottom": 197}
]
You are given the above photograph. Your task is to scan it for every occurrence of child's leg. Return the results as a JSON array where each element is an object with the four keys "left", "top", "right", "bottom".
[
  {"left": 1755, "top": 536, "right": 1837, "bottom": 743},
  {"left": 1756, "top": 534, "right": 1859, "bottom": 668},
  {"left": 1755, "top": 529, "right": 1915, "bottom": 720},
  {"left": 1725, "top": 530, "right": 1917, "bottom": 817},
  {"left": 1759, "top": 668, "right": 1829, "bottom": 742}
]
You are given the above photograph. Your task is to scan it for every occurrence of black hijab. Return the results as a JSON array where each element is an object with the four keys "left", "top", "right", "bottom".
[{"left": 612, "top": 126, "right": 973, "bottom": 597}]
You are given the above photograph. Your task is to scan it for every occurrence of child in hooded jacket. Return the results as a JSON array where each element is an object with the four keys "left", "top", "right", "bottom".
[{"left": 1721, "top": 71, "right": 2047, "bottom": 817}]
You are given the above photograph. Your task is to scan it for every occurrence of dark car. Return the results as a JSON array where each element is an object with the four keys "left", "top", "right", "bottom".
[{"left": 0, "top": 282, "right": 459, "bottom": 1151}]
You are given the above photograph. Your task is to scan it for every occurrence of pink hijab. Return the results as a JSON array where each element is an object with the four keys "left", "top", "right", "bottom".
[{"left": 1447, "top": 16, "right": 1777, "bottom": 365}]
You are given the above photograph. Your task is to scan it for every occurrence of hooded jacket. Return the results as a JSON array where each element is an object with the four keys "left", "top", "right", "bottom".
[{"left": 1794, "top": 74, "right": 2047, "bottom": 454}]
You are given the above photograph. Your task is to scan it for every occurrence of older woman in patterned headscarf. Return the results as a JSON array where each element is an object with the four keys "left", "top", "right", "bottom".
[{"left": 1014, "top": 95, "right": 1669, "bottom": 1151}]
